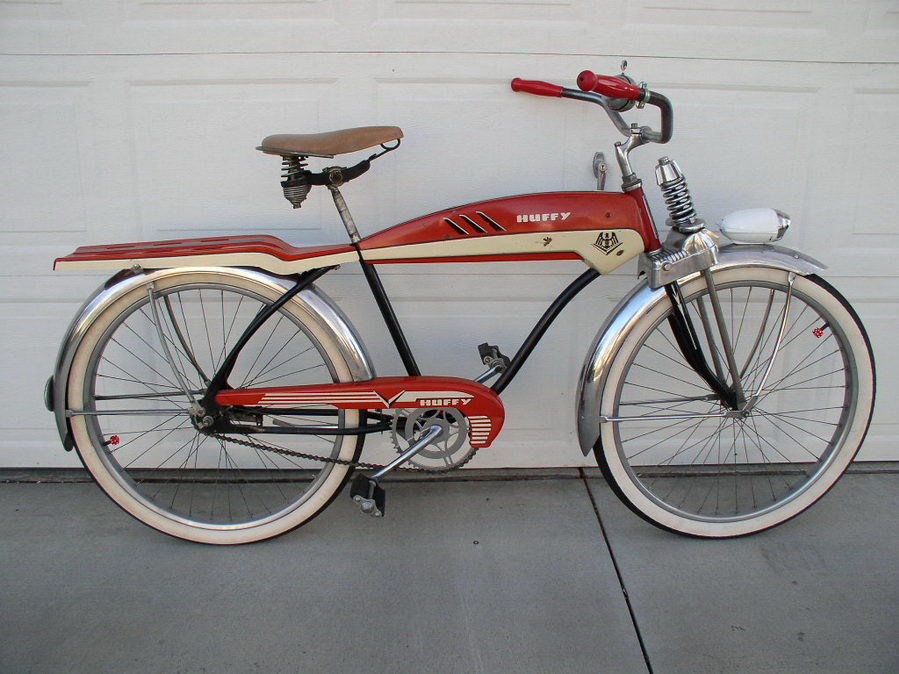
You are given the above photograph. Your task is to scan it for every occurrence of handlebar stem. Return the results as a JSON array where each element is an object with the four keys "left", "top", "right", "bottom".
[
  {"left": 615, "top": 126, "right": 650, "bottom": 191},
  {"left": 563, "top": 88, "right": 661, "bottom": 190}
]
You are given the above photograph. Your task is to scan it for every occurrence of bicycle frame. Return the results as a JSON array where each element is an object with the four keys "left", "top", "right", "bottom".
[{"left": 52, "top": 185, "right": 662, "bottom": 446}]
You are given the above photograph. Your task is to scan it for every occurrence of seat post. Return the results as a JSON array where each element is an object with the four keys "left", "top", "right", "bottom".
[{"left": 328, "top": 184, "right": 361, "bottom": 243}]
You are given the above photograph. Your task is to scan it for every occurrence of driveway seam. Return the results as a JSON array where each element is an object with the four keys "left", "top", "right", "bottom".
[{"left": 579, "top": 468, "right": 654, "bottom": 674}]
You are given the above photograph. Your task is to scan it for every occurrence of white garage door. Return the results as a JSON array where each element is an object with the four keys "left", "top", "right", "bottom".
[{"left": 1, "top": 1, "right": 896, "bottom": 468}]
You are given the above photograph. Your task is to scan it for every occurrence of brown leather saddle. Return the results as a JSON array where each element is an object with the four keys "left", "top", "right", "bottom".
[{"left": 258, "top": 126, "right": 403, "bottom": 158}]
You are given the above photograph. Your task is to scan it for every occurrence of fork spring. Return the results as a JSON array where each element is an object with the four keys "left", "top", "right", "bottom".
[
  {"left": 661, "top": 175, "right": 696, "bottom": 226},
  {"left": 656, "top": 157, "right": 703, "bottom": 233}
]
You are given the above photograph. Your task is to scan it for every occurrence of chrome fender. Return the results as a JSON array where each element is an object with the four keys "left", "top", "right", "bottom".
[
  {"left": 575, "top": 243, "right": 826, "bottom": 456},
  {"left": 47, "top": 267, "right": 374, "bottom": 450}
]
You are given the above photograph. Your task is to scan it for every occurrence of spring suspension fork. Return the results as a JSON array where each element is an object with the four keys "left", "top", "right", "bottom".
[
  {"left": 700, "top": 269, "right": 747, "bottom": 407},
  {"left": 665, "top": 283, "right": 738, "bottom": 410},
  {"left": 653, "top": 155, "right": 745, "bottom": 408}
]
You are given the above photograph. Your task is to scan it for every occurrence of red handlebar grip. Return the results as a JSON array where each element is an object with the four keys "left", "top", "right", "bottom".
[
  {"left": 576, "top": 71, "right": 642, "bottom": 100},
  {"left": 511, "top": 78, "right": 563, "bottom": 98}
]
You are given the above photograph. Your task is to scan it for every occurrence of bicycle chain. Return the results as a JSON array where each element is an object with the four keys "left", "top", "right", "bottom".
[{"left": 210, "top": 430, "right": 480, "bottom": 474}]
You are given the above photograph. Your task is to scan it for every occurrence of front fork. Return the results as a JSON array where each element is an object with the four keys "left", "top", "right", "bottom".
[
  {"left": 647, "top": 156, "right": 795, "bottom": 414},
  {"left": 664, "top": 280, "right": 740, "bottom": 411},
  {"left": 665, "top": 267, "right": 795, "bottom": 413}
]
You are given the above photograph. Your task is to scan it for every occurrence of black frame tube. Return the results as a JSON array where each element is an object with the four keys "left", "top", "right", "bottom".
[
  {"left": 491, "top": 269, "right": 600, "bottom": 395},
  {"left": 202, "top": 266, "right": 334, "bottom": 405},
  {"left": 358, "top": 259, "right": 421, "bottom": 376}
]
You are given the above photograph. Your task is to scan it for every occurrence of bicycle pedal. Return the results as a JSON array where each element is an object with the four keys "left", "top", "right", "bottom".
[
  {"left": 350, "top": 474, "right": 385, "bottom": 518},
  {"left": 477, "top": 343, "right": 511, "bottom": 369}
]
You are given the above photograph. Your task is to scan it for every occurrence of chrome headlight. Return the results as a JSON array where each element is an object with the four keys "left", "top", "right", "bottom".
[
  {"left": 773, "top": 210, "right": 791, "bottom": 241},
  {"left": 718, "top": 208, "right": 790, "bottom": 244}
]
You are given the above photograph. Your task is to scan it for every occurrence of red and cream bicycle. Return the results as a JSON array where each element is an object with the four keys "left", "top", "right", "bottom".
[{"left": 47, "top": 67, "right": 876, "bottom": 544}]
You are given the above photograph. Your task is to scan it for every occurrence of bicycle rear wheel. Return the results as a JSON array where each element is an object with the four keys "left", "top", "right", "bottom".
[
  {"left": 597, "top": 266, "right": 875, "bottom": 537},
  {"left": 66, "top": 269, "right": 364, "bottom": 544}
]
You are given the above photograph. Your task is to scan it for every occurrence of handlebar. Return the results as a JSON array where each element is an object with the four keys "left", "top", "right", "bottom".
[
  {"left": 510, "top": 70, "right": 673, "bottom": 145},
  {"left": 575, "top": 70, "right": 642, "bottom": 100},
  {"left": 510, "top": 78, "right": 563, "bottom": 98}
]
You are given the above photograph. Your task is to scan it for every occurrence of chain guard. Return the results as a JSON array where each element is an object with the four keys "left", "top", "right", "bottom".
[{"left": 211, "top": 406, "right": 479, "bottom": 473}]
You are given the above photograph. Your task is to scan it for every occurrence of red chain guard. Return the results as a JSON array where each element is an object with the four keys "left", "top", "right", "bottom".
[{"left": 216, "top": 376, "right": 505, "bottom": 448}]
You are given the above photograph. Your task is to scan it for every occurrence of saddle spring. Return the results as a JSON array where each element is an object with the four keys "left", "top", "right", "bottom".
[{"left": 280, "top": 156, "right": 312, "bottom": 209}]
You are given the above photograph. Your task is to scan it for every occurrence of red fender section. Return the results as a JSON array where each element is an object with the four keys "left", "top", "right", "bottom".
[
  {"left": 54, "top": 235, "right": 357, "bottom": 273},
  {"left": 216, "top": 376, "right": 505, "bottom": 448}
]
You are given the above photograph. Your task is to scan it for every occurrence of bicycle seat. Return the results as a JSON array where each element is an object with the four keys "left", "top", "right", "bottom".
[{"left": 258, "top": 126, "right": 403, "bottom": 158}]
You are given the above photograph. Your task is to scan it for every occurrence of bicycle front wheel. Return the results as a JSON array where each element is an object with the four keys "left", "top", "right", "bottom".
[
  {"left": 66, "top": 269, "right": 365, "bottom": 544},
  {"left": 597, "top": 266, "right": 875, "bottom": 537}
]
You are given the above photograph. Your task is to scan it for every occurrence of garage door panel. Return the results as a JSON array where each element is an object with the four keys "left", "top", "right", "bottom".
[
  {"left": 128, "top": 79, "right": 341, "bottom": 236},
  {"left": 0, "top": 83, "right": 95, "bottom": 235},
  {"left": 845, "top": 90, "right": 899, "bottom": 237},
  {"left": 3, "top": 2, "right": 896, "bottom": 63}
]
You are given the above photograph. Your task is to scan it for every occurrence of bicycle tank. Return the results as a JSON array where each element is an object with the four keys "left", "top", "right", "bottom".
[{"left": 359, "top": 191, "right": 655, "bottom": 273}]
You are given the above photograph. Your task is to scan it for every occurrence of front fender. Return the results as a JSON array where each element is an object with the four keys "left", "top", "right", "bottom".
[
  {"left": 575, "top": 243, "right": 826, "bottom": 456},
  {"left": 47, "top": 267, "right": 374, "bottom": 451}
]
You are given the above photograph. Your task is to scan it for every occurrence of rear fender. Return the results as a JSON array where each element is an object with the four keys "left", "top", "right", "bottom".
[
  {"left": 575, "top": 243, "right": 826, "bottom": 456},
  {"left": 48, "top": 267, "right": 374, "bottom": 451}
]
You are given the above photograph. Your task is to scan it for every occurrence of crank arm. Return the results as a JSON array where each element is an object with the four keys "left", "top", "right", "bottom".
[
  {"left": 350, "top": 423, "right": 444, "bottom": 518},
  {"left": 370, "top": 423, "right": 443, "bottom": 481}
]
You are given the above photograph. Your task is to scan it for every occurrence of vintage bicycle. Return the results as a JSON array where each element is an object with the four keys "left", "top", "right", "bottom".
[{"left": 46, "top": 67, "right": 876, "bottom": 544}]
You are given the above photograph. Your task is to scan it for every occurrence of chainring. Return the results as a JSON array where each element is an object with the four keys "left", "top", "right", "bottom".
[{"left": 391, "top": 407, "right": 476, "bottom": 471}]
